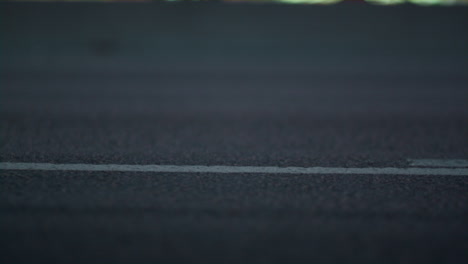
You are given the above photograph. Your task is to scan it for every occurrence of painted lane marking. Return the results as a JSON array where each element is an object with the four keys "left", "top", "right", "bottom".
[
  {"left": 1, "top": 162, "right": 467, "bottom": 176},
  {"left": 408, "top": 159, "right": 468, "bottom": 168}
]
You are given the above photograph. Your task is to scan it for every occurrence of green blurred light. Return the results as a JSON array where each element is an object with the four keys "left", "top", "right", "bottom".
[{"left": 365, "top": 0, "right": 467, "bottom": 4}]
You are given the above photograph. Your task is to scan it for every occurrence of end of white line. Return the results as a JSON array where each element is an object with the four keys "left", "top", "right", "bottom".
[{"left": 408, "top": 159, "right": 468, "bottom": 168}]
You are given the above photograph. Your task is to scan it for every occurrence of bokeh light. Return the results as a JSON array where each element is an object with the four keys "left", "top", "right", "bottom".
[{"left": 4, "top": 0, "right": 468, "bottom": 5}]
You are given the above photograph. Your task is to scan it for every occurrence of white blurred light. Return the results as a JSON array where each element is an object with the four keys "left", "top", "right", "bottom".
[{"left": 365, "top": 0, "right": 405, "bottom": 5}]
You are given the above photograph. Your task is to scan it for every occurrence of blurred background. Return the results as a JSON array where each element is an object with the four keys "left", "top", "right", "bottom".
[{"left": 2, "top": 0, "right": 467, "bottom": 118}]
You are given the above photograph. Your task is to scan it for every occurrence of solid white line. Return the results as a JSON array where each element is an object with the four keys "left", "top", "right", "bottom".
[
  {"left": 0, "top": 162, "right": 467, "bottom": 176},
  {"left": 408, "top": 159, "right": 468, "bottom": 168}
]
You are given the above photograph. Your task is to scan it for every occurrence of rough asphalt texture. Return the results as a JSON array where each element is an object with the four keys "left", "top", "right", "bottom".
[{"left": 1, "top": 2, "right": 468, "bottom": 263}]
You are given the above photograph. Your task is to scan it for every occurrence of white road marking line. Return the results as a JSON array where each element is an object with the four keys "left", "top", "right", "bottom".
[
  {"left": 0, "top": 162, "right": 467, "bottom": 176},
  {"left": 408, "top": 159, "right": 468, "bottom": 168}
]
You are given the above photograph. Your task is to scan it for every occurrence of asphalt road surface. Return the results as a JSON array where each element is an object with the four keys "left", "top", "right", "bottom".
[{"left": 1, "top": 2, "right": 468, "bottom": 263}]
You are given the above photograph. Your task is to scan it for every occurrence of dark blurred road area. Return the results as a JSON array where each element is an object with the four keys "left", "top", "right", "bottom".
[{"left": 1, "top": 2, "right": 468, "bottom": 263}]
